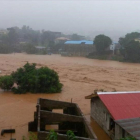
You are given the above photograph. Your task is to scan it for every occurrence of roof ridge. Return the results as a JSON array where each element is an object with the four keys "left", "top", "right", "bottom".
[{"left": 97, "top": 91, "right": 140, "bottom": 95}]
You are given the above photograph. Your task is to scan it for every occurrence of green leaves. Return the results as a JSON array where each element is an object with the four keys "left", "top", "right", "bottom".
[
  {"left": 94, "top": 34, "right": 112, "bottom": 54},
  {"left": 0, "top": 75, "right": 14, "bottom": 90},
  {"left": 46, "top": 130, "right": 76, "bottom": 140},
  {"left": 67, "top": 130, "right": 77, "bottom": 140},
  {"left": 123, "top": 40, "right": 140, "bottom": 63},
  {"left": 0, "top": 62, "right": 62, "bottom": 94},
  {"left": 46, "top": 130, "right": 58, "bottom": 140},
  {"left": 11, "top": 62, "right": 62, "bottom": 94}
]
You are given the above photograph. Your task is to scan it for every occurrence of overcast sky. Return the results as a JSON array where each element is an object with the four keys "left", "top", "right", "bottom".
[{"left": 0, "top": 0, "right": 140, "bottom": 41}]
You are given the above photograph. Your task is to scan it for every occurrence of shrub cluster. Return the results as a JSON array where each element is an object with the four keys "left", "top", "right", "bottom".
[
  {"left": 0, "top": 75, "right": 14, "bottom": 90},
  {"left": 0, "top": 63, "right": 62, "bottom": 94}
]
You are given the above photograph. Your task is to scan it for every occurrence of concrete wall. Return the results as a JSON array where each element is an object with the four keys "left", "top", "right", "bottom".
[
  {"left": 90, "top": 97, "right": 117, "bottom": 140},
  {"left": 91, "top": 97, "right": 111, "bottom": 134}
]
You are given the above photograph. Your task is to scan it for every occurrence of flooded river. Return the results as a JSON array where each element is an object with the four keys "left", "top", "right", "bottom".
[{"left": 0, "top": 54, "right": 140, "bottom": 140}]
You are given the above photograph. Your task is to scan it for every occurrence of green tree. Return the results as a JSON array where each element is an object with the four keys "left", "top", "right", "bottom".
[
  {"left": 94, "top": 35, "right": 112, "bottom": 54},
  {"left": 0, "top": 75, "right": 14, "bottom": 90},
  {"left": 11, "top": 63, "right": 63, "bottom": 94},
  {"left": 119, "top": 32, "right": 140, "bottom": 47},
  {"left": 123, "top": 40, "right": 140, "bottom": 62}
]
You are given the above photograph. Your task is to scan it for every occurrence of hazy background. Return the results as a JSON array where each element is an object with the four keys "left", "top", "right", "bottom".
[{"left": 0, "top": 0, "right": 140, "bottom": 41}]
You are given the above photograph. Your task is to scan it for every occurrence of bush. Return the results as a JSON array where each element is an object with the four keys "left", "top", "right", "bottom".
[
  {"left": 11, "top": 63, "right": 62, "bottom": 94},
  {"left": 0, "top": 75, "right": 14, "bottom": 90}
]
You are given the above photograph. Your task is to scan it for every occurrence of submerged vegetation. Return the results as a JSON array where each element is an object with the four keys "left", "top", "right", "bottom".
[
  {"left": 0, "top": 75, "right": 14, "bottom": 90},
  {"left": 0, "top": 63, "right": 62, "bottom": 94}
]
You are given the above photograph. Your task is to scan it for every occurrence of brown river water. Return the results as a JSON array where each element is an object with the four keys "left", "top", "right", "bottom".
[{"left": 0, "top": 53, "right": 140, "bottom": 140}]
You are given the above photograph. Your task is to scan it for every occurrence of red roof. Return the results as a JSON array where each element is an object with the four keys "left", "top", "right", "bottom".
[{"left": 98, "top": 92, "right": 140, "bottom": 120}]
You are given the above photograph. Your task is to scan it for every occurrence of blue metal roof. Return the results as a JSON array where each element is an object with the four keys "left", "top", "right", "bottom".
[{"left": 65, "top": 40, "right": 93, "bottom": 45}]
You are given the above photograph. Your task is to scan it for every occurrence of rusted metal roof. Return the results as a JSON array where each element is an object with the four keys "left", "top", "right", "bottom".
[{"left": 115, "top": 118, "right": 140, "bottom": 140}]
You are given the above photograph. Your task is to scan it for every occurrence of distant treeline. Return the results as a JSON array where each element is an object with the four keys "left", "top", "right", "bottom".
[
  {"left": 0, "top": 25, "right": 86, "bottom": 54},
  {"left": 88, "top": 32, "right": 140, "bottom": 63},
  {"left": 0, "top": 25, "right": 140, "bottom": 63}
]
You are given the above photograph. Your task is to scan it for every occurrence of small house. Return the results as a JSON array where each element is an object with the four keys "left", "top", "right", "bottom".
[
  {"left": 62, "top": 40, "right": 95, "bottom": 56},
  {"left": 86, "top": 91, "right": 140, "bottom": 140}
]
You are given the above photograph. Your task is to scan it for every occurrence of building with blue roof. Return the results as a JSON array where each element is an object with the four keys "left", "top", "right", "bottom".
[
  {"left": 61, "top": 40, "right": 95, "bottom": 56},
  {"left": 64, "top": 40, "right": 93, "bottom": 45}
]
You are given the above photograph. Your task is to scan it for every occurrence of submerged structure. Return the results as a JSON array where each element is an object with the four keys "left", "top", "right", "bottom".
[
  {"left": 86, "top": 91, "right": 140, "bottom": 140},
  {"left": 28, "top": 98, "right": 97, "bottom": 140}
]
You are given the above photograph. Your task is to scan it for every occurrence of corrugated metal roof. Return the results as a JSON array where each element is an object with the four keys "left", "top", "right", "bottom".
[
  {"left": 115, "top": 117, "right": 140, "bottom": 140},
  {"left": 64, "top": 40, "right": 93, "bottom": 45},
  {"left": 97, "top": 92, "right": 140, "bottom": 120}
]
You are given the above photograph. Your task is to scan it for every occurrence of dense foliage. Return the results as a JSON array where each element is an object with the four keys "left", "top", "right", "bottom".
[
  {"left": 0, "top": 63, "right": 62, "bottom": 94},
  {"left": 119, "top": 32, "right": 140, "bottom": 47},
  {"left": 94, "top": 35, "right": 112, "bottom": 54},
  {"left": 0, "top": 75, "right": 14, "bottom": 90},
  {"left": 119, "top": 32, "right": 140, "bottom": 63},
  {"left": 122, "top": 40, "right": 140, "bottom": 62},
  {"left": 0, "top": 25, "right": 86, "bottom": 54}
]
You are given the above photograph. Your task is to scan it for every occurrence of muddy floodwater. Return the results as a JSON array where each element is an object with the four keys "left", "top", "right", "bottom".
[{"left": 0, "top": 54, "right": 140, "bottom": 140}]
